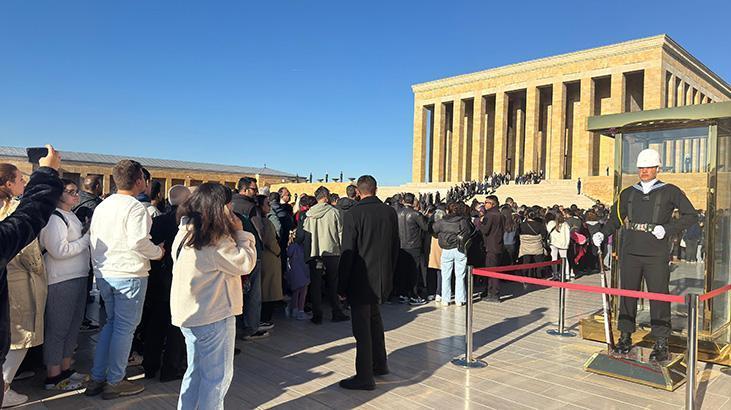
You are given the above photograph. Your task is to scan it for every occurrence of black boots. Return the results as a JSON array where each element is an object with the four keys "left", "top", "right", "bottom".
[
  {"left": 649, "top": 337, "right": 670, "bottom": 362},
  {"left": 614, "top": 332, "right": 633, "bottom": 354}
]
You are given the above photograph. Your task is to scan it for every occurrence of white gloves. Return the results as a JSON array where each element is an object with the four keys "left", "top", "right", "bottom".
[
  {"left": 592, "top": 232, "right": 604, "bottom": 248},
  {"left": 652, "top": 225, "right": 666, "bottom": 240}
]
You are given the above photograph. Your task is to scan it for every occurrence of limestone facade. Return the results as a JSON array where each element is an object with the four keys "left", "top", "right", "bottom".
[{"left": 412, "top": 35, "right": 731, "bottom": 183}]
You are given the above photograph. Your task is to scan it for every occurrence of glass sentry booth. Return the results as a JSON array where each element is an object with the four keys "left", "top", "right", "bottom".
[{"left": 582, "top": 101, "right": 731, "bottom": 365}]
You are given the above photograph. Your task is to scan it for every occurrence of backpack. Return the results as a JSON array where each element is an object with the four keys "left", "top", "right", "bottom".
[{"left": 41, "top": 211, "right": 69, "bottom": 256}]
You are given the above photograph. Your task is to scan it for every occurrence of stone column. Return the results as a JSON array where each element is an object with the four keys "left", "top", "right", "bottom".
[
  {"left": 493, "top": 92, "right": 508, "bottom": 174},
  {"left": 549, "top": 82, "right": 566, "bottom": 179},
  {"left": 471, "top": 95, "right": 486, "bottom": 180},
  {"left": 693, "top": 89, "right": 701, "bottom": 105},
  {"left": 574, "top": 77, "right": 595, "bottom": 177},
  {"left": 643, "top": 66, "right": 664, "bottom": 110},
  {"left": 103, "top": 174, "right": 111, "bottom": 195},
  {"left": 412, "top": 103, "right": 428, "bottom": 183},
  {"left": 699, "top": 138, "right": 707, "bottom": 172},
  {"left": 667, "top": 72, "right": 677, "bottom": 107},
  {"left": 451, "top": 99, "right": 464, "bottom": 182},
  {"left": 524, "top": 86, "right": 539, "bottom": 173},
  {"left": 432, "top": 102, "right": 446, "bottom": 182},
  {"left": 685, "top": 83, "right": 694, "bottom": 107},
  {"left": 515, "top": 104, "right": 525, "bottom": 175},
  {"left": 676, "top": 79, "right": 685, "bottom": 106},
  {"left": 165, "top": 177, "right": 173, "bottom": 196}
]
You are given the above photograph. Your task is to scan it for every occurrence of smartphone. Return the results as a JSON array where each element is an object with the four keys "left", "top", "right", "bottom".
[{"left": 26, "top": 147, "right": 49, "bottom": 164}]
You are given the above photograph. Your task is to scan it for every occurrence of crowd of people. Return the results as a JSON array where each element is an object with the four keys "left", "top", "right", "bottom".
[{"left": 0, "top": 146, "right": 707, "bottom": 407}]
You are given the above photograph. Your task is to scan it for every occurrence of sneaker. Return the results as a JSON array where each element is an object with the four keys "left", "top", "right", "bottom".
[
  {"left": 434, "top": 295, "right": 442, "bottom": 302},
  {"left": 435, "top": 301, "right": 450, "bottom": 308},
  {"left": 426, "top": 295, "right": 435, "bottom": 302},
  {"left": 2, "top": 389, "right": 28, "bottom": 408},
  {"left": 241, "top": 330, "right": 270, "bottom": 341},
  {"left": 409, "top": 297, "right": 427, "bottom": 306},
  {"left": 44, "top": 374, "right": 85, "bottom": 391},
  {"left": 296, "top": 310, "right": 310, "bottom": 321},
  {"left": 12, "top": 371, "right": 34, "bottom": 382},
  {"left": 258, "top": 321, "right": 274, "bottom": 331},
  {"left": 63, "top": 369, "right": 90, "bottom": 383},
  {"left": 398, "top": 295, "right": 409, "bottom": 304},
  {"left": 102, "top": 380, "right": 144, "bottom": 400},
  {"left": 456, "top": 302, "right": 466, "bottom": 307},
  {"left": 84, "top": 379, "right": 105, "bottom": 396}
]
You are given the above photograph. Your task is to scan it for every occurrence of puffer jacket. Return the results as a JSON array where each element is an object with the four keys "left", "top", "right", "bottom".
[{"left": 432, "top": 214, "right": 472, "bottom": 250}]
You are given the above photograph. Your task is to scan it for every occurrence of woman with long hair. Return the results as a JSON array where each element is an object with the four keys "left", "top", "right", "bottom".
[
  {"left": 0, "top": 164, "right": 47, "bottom": 407},
  {"left": 546, "top": 212, "right": 571, "bottom": 281},
  {"left": 171, "top": 183, "right": 257, "bottom": 409}
]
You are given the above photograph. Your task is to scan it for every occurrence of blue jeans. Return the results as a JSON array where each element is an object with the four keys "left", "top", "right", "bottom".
[
  {"left": 179, "top": 316, "right": 236, "bottom": 410},
  {"left": 441, "top": 248, "right": 467, "bottom": 304},
  {"left": 242, "top": 260, "right": 261, "bottom": 336},
  {"left": 91, "top": 277, "right": 148, "bottom": 384}
]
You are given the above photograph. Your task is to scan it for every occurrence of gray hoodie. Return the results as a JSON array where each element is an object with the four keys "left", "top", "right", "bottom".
[{"left": 303, "top": 202, "right": 343, "bottom": 258}]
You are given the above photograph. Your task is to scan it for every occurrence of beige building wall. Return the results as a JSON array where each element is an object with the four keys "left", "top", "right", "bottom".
[{"left": 412, "top": 35, "right": 731, "bottom": 183}]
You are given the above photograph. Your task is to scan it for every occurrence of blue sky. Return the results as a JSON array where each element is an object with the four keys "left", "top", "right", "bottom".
[{"left": 1, "top": 1, "right": 729, "bottom": 185}]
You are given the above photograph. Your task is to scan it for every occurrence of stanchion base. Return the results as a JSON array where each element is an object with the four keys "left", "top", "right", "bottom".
[
  {"left": 546, "top": 329, "right": 577, "bottom": 337},
  {"left": 451, "top": 356, "right": 487, "bottom": 369},
  {"left": 584, "top": 347, "right": 686, "bottom": 391},
  {"left": 721, "top": 367, "right": 731, "bottom": 375}
]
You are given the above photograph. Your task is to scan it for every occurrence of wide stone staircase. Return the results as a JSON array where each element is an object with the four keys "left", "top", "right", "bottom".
[{"left": 378, "top": 179, "right": 598, "bottom": 208}]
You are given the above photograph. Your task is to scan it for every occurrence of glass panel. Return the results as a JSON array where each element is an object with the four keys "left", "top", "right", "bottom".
[
  {"left": 619, "top": 127, "right": 709, "bottom": 335},
  {"left": 712, "top": 120, "right": 731, "bottom": 341}
]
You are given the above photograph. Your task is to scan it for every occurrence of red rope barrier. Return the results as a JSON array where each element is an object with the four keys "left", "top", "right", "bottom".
[
  {"left": 486, "top": 260, "right": 560, "bottom": 272},
  {"left": 699, "top": 284, "right": 731, "bottom": 302},
  {"left": 472, "top": 268, "right": 686, "bottom": 304}
]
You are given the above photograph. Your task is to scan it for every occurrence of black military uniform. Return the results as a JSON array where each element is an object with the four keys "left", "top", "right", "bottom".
[{"left": 600, "top": 179, "right": 695, "bottom": 358}]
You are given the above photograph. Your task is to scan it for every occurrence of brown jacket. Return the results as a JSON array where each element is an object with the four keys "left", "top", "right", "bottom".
[{"left": 260, "top": 218, "right": 283, "bottom": 302}]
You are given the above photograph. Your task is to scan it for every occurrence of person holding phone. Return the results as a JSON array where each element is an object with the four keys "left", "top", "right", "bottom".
[{"left": 0, "top": 145, "right": 64, "bottom": 407}]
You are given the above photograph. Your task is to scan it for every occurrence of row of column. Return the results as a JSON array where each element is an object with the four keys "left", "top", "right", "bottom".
[
  {"left": 665, "top": 72, "right": 715, "bottom": 108},
  {"left": 414, "top": 67, "right": 669, "bottom": 183},
  {"left": 76, "top": 172, "right": 243, "bottom": 195}
]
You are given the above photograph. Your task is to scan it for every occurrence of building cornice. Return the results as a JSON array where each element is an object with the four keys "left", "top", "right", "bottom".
[{"left": 411, "top": 35, "right": 729, "bottom": 98}]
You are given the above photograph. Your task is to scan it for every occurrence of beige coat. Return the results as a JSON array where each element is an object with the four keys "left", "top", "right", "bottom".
[
  {"left": 260, "top": 218, "right": 283, "bottom": 302},
  {"left": 0, "top": 200, "right": 47, "bottom": 349},
  {"left": 428, "top": 236, "right": 443, "bottom": 270}
]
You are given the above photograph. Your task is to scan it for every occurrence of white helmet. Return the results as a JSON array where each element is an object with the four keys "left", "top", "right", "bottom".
[{"left": 636, "top": 148, "right": 661, "bottom": 168}]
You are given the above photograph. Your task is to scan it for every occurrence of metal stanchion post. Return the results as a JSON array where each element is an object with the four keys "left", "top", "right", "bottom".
[
  {"left": 547, "top": 257, "right": 575, "bottom": 337},
  {"left": 685, "top": 293, "right": 699, "bottom": 410},
  {"left": 452, "top": 266, "right": 487, "bottom": 369}
]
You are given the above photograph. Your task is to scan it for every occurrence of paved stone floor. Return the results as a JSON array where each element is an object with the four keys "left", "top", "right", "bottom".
[{"left": 10, "top": 275, "right": 731, "bottom": 409}]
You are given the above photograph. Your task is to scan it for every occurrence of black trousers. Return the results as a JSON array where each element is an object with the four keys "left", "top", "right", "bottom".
[
  {"left": 398, "top": 248, "right": 424, "bottom": 298},
  {"left": 350, "top": 303, "right": 387, "bottom": 383},
  {"left": 142, "top": 298, "right": 186, "bottom": 378},
  {"left": 618, "top": 253, "right": 671, "bottom": 338},
  {"left": 484, "top": 252, "right": 501, "bottom": 296},
  {"left": 309, "top": 256, "right": 344, "bottom": 320}
]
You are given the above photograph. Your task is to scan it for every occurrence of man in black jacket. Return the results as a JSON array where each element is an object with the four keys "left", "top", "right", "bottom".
[
  {"left": 396, "top": 193, "right": 429, "bottom": 305},
  {"left": 72, "top": 175, "right": 103, "bottom": 224},
  {"left": 142, "top": 185, "right": 190, "bottom": 381},
  {"left": 480, "top": 195, "right": 504, "bottom": 302},
  {"left": 335, "top": 184, "right": 358, "bottom": 212},
  {"left": 593, "top": 148, "right": 695, "bottom": 361},
  {"left": 0, "top": 146, "right": 63, "bottom": 405},
  {"left": 338, "top": 175, "right": 399, "bottom": 391}
]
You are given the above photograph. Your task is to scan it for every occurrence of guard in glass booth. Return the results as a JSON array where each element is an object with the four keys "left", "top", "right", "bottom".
[{"left": 592, "top": 148, "right": 696, "bottom": 361}]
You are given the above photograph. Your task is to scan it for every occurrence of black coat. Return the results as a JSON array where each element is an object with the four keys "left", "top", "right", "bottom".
[
  {"left": 148, "top": 206, "right": 179, "bottom": 302},
  {"left": 0, "top": 167, "right": 63, "bottom": 361},
  {"left": 480, "top": 207, "right": 504, "bottom": 254},
  {"left": 72, "top": 190, "right": 102, "bottom": 224},
  {"left": 338, "top": 196, "right": 400, "bottom": 305}
]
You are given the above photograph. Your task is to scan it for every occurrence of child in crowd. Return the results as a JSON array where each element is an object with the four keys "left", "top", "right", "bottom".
[{"left": 286, "top": 232, "right": 310, "bottom": 320}]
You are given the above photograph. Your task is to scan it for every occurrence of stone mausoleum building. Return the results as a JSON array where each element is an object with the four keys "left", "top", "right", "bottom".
[
  {"left": 411, "top": 34, "right": 731, "bottom": 183},
  {"left": 0, "top": 146, "right": 298, "bottom": 195}
]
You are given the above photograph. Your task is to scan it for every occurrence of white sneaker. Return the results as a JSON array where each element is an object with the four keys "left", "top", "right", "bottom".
[
  {"left": 2, "top": 389, "right": 28, "bottom": 408},
  {"left": 435, "top": 295, "right": 442, "bottom": 302}
]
